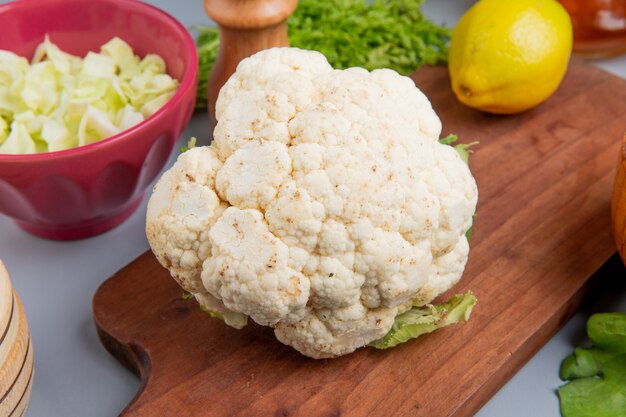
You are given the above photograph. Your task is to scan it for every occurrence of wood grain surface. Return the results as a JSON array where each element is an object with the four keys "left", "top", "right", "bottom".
[
  {"left": 612, "top": 135, "right": 626, "bottom": 265},
  {"left": 0, "top": 262, "right": 34, "bottom": 417},
  {"left": 93, "top": 61, "right": 626, "bottom": 417}
]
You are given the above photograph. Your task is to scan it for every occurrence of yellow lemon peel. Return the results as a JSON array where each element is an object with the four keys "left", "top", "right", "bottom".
[{"left": 449, "top": 0, "right": 573, "bottom": 114}]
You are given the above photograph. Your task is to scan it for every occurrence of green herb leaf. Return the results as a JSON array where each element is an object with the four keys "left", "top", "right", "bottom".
[
  {"left": 370, "top": 291, "right": 477, "bottom": 349},
  {"left": 288, "top": 0, "right": 450, "bottom": 74},
  {"left": 558, "top": 313, "right": 626, "bottom": 417}
]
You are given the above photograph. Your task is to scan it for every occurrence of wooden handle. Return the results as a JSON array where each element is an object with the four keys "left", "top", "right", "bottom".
[
  {"left": 612, "top": 134, "right": 626, "bottom": 266},
  {"left": 204, "top": 0, "right": 297, "bottom": 127}
]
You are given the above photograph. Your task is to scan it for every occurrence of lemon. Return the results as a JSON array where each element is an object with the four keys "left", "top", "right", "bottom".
[{"left": 449, "top": 0, "right": 573, "bottom": 114}]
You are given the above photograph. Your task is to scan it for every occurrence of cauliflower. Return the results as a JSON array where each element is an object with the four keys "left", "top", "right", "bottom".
[{"left": 146, "top": 48, "right": 478, "bottom": 359}]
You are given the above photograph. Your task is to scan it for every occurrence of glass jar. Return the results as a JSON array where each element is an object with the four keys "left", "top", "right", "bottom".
[{"left": 558, "top": 0, "right": 626, "bottom": 58}]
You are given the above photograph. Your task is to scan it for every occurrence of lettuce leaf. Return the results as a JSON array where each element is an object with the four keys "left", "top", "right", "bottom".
[
  {"left": 558, "top": 313, "right": 626, "bottom": 417},
  {"left": 370, "top": 291, "right": 477, "bottom": 349}
]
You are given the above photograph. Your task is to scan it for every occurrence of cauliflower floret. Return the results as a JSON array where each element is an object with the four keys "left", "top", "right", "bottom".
[
  {"left": 414, "top": 237, "right": 471, "bottom": 306},
  {"left": 146, "top": 147, "right": 226, "bottom": 292},
  {"left": 274, "top": 304, "right": 396, "bottom": 358},
  {"left": 201, "top": 207, "right": 310, "bottom": 326},
  {"left": 216, "top": 141, "right": 292, "bottom": 210},
  {"left": 146, "top": 48, "right": 478, "bottom": 359}
]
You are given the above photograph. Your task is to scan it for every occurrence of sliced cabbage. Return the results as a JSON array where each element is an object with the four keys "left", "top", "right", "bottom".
[
  {"left": 41, "top": 119, "right": 74, "bottom": 152},
  {"left": 0, "top": 116, "right": 8, "bottom": 144},
  {"left": 101, "top": 37, "right": 140, "bottom": 79},
  {"left": 78, "top": 106, "right": 121, "bottom": 146},
  {"left": 115, "top": 105, "right": 144, "bottom": 131},
  {"left": 0, "top": 51, "right": 29, "bottom": 117},
  {"left": 81, "top": 52, "right": 117, "bottom": 79},
  {"left": 20, "top": 62, "right": 61, "bottom": 115},
  {"left": 32, "top": 35, "right": 82, "bottom": 75},
  {"left": 0, "top": 36, "right": 178, "bottom": 154},
  {"left": 0, "top": 122, "right": 37, "bottom": 154}
]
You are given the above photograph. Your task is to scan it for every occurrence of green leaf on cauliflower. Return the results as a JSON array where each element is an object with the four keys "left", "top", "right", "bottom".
[
  {"left": 182, "top": 291, "right": 249, "bottom": 329},
  {"left": 438, "top": 134, "right": 478, "bottom": 165},
  {"left": 370, "top": 291, "right": 477, "bottom": 349},
  {"left": 465, "top": 215, "right": 476, "bottom": 241},
  {"left": 558, "top": 313, "right": 626, "bottom": 417},
  {"left": 438, "top": 134, "right": 458, "bottom": 146},
  {"left": 454, "top": 142, "right": 479, "bottom": 165},
  {"left": 199, "top": 304, "right": 249, "bottom": 329}
]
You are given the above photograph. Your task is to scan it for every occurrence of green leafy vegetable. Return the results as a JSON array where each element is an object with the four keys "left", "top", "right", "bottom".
[
  {"left": 558, "top": 313, "right": 626, "bottom": 417},
  {"left": 193, "top": 26, "right": 219, "bottom": 111},
  {"left": 193, "top": 0, "right": 451, "bottom": 109},
  {"left": 288, "top": 0, "right": 450, "bottom": 73},
  {"left": 370, "top": 291, "right": 477, "bottom": 349}
]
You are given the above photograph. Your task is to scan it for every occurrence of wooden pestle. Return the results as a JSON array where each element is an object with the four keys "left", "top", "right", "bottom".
[{"left": 203, "top": 0, "right": 298, "bottom": 127}]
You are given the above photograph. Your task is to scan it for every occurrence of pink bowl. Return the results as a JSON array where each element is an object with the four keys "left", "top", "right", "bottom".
[{"left": 0, "top": 0, "right": 198, "bottom": 240}]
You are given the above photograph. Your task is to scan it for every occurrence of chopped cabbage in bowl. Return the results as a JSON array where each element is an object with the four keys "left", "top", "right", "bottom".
[{"left": 0, "top": 36, "right": 179, "bottom": 154}]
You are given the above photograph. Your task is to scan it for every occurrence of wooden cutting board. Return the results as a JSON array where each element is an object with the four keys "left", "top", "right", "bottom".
[{"left": 93, "top": 61, "right": 626, "bottom": 417}]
